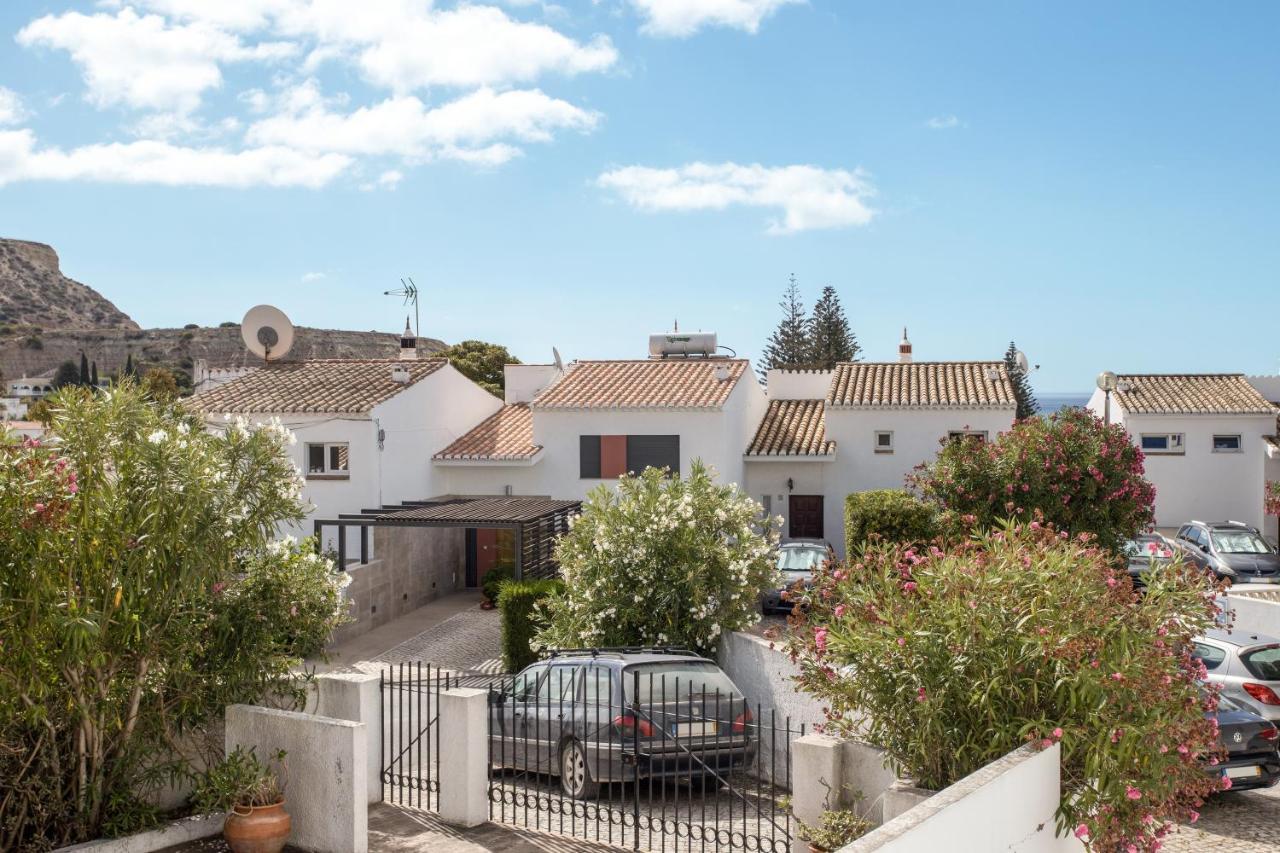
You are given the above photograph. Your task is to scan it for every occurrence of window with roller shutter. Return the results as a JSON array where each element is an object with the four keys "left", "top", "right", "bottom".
[{"left": 579, "top": 435, "right": 680, "bottom": 478}]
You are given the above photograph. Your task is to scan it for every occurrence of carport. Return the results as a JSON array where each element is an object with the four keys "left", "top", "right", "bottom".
[{"left": 313, "top": 496, "right": 581, "bottom": 580}]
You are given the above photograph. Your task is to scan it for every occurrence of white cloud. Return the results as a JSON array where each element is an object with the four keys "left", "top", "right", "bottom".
[
  {"left": 0, "top": 88, "right": 28, "bottom": 126},
  {"left": 926, "top": 114, "right": 962, "bottom": 130},
  {"left": 0, "top": 128, "right": 351, "bottom": 188},
  {"left": 247, "top": 86, "right": 599, "bottom": 161},
  {"left": 630, "top": 0, "right": 803, "bottom": 37},
  {"left": 596, "top": 161, "right": 876, "bottom": 234},
  {"left": 300, "top": 270, "right": 326, "bottom": 282},
  {"left": 16, "top": 8, "right": 296, "bottom": 114}
]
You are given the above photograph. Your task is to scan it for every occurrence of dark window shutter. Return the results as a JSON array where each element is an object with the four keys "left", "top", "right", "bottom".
[
  {"left": 625, "top": 435, "right": 680, "bottom": 476},
  {"left": 579, "top": 435, "right": 601, "bottom": 478}
]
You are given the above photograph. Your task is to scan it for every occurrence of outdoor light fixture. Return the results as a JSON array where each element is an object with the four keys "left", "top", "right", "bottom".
[
  {"left": 787, "top": 478, "right": 794, "bottom": 493},
  {"left": 1096, "top": 371, "right": 1119, "bottom": 424}
]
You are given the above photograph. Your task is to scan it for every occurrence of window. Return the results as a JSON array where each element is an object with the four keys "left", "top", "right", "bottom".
[
  {"left": 306, "top": 442, "right": 350, "bottom": 477},
  {"left": 1213, "top": 434, "right": 1242, "bottom": 453},
  {"left": 1211, "top": 530, "right": 1273, "bottom": 555},
  {"left": 947, "top": 430, "right": 988, "bottom": 443},
  {"left": 510, "top": 664, "right": 548, "bottom": 702},
  {"left": 536, "top": 665, "right": 580, "bottom": 703},
  {"left": 582, "top": 666, "right": 614, "bottom": 707},
  {"left": 760, "top": 495, "right": 772, "bottom": 516},
  {"left": 1191, "top": 642, "right": 1228, "bottom": 672},
  {"left": 579, "top": 435, "right": 680, "bottom": 478},
  {"left": 1140, "top": 433, "right": 1184, "bottom": 454},
  {"left": 874, "top": 431, "right": 894, "bottom": 453},
  {"left": 1242, "top": 646, "right": 1280, "bottom": 681}
]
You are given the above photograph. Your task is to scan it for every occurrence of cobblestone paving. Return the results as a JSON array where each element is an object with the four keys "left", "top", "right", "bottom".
[
  {"left": 364, "top": 607, "right": 504, "bottom": 673},
  {"left": 1163, "top": 785, "right": 1280, "bottom": 852}
]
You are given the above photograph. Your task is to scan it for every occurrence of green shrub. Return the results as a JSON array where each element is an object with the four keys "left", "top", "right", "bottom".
[
  {"left": 498, "top": 579, "right": 564, "bottom": 672},
  {"left": 789, "top": 521, "right": 1221, "bottom": 852},
  {"left": 191, "top": 747, "right": 287, "bottom": 814},
  {"left": 843, "top": 490, "right": 937, "bottom": 553},
  {"left": 481, "top": 563, "right": 514, "bottom": 604}
]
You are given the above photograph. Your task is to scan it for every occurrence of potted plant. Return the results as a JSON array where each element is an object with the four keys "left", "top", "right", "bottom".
[
  {"left": 480, "top": 564, "right": 512, "bottom": 609},
  {"left": 795, "top": 808, "right": 872, "bottom": 853},
  {"left": 193, "top": 747, "right": 291, "bottom": 853}
]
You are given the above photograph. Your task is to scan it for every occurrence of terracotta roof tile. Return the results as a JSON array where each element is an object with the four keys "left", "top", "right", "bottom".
[
  {"left": 188, "top": 358, "right": 446, "bottom": 414},
  {"left": 1112, "top": 374, "right": 1277, "bottom": 416},
  {"left": 746, "top": 399, "right": 834, "bottom": 457},
  {"left": 826, "top": 362, "right": 1016, "bottom": 409},
  {"left": 434, "top": 403, "right": 540, "bottom": 461},
  {"left": 533, "top": 359, "right": 749, "bottom": 409}
]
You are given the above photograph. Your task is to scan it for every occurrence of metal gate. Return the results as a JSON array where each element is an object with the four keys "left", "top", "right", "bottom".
[
  {"left": 486, "top": 663, "right": 804, "bottom": 853},
  {"left": 380, "top": 663, "right": 454, "bottom": 810}
]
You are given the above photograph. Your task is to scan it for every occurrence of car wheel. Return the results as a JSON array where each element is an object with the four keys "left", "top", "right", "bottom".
[{"left": 559, "top": 740, "right": 599, "bottom": 799}]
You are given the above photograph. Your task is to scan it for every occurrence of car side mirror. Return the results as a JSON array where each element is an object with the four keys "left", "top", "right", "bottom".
[{"left": 1200, "top": 544, "right": 1210, "bottom": 553}]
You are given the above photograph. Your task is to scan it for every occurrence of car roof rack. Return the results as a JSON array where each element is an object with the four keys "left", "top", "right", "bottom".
[{"left": 542, "top": 647, "right": 702, "bottom": 660}]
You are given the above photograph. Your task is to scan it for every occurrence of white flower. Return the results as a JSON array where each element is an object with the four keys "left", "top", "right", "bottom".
[{"left": 147, "top": 429, "right": 167, "bottom": 445}]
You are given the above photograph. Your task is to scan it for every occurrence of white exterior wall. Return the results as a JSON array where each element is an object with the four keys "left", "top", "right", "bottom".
[
  {"left": 1086, "top": 390, "right": 1272, "bottom": 530},
  {"left": 504, "top": 364, "right": 563, "bottom": 403},
  {"left": 765, "top": 369, "right": 833, "bottom": 400},
  {"left": 743, "top": 459, "right": 836, "bottom": 542}
]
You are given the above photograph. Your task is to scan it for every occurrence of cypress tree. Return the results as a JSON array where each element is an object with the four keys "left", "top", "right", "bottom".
[
  {"left": 759, "top": 274, "right": 812, "bottom": 379},
  {"left": 1005, "top": 341, "right": 1038, "bottom": 420},
  {"left": 808, "top": 285, "right": 860, "bottom": 369},
  {"left": 125, "top": 353, "right": 135, "bottom": 379},
  {"left": 91, "top": 361, "right": 99, "bottom": 388},
  {"left": 79, "top": 352, "right": 90, "bottom": 386}
]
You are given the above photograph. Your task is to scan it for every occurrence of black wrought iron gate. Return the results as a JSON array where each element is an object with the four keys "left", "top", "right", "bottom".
[{"left": 380, "top": 663, "right": 454, "bottom": 810}]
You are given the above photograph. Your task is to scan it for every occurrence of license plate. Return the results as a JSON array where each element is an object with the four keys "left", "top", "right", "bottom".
[
  {"left": 1226, "top": 765, "right": 1262, "bottom": 779},
  {"left": 1248, "top": 577, "right": 1274, "bottom": 584},
  {"left": 673, "top": 722, "right": 717, "bottom": 738}
]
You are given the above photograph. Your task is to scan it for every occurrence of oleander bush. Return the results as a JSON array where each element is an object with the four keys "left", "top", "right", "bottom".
[
  {"left": 909, "top": 407, "right": 1155, "bottom": 554},
  {"left": 788, "top": 521, "right": 1223, "bottom": 853},
  {"left": 537, "top": 461, "right": 778, "bottom": 655},
  {"left": 843, "top": 489, "right": 938, "bottom": 553},
  {"left": 0, "top": 384, "right": 350, "bottom": 849},
  {"left": 498, "top": 579, "right": 565, "bottom": 672}
]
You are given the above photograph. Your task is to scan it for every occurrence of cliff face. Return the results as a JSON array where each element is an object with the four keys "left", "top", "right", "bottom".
[
  {"left": 0, "top": 240, "right": 139, "bottom": 330},
  {"left": 0, "top": 238, "right": 445, "bottom": 383}
]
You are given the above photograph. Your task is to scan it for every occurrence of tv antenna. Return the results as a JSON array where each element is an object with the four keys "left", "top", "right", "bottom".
[{"left": 385, "top": 278, "right": 420, "bottom": 337}]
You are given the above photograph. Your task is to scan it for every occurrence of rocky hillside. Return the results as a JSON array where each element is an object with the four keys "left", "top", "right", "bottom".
[
  {"left": 0, "top": 239, "right": 445, "bottom": 385},
  {"left": 0, "top": 240, "right": 139, "bottom": 330}
]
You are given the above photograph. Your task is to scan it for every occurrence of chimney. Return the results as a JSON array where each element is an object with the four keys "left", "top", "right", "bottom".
[
  {"left": 898, "top": 327, "right": 913, "bottom": 364},
  {"left": 399, "top": 316, "right": 417, "bottom": 361}
]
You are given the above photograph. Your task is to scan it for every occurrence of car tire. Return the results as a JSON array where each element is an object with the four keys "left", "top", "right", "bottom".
[{"left": 559, "top": 739, "right": 599, "bottom": 800}]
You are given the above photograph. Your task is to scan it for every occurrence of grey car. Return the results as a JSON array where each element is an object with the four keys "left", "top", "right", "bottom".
[
  {"left": 1172, "top": 521, "right": 1280, "bottom": 584},
  {"left": 1123, "top": 534, "right": 1175, "bottom": 584},
  {"left": 1193, "top": 629, "right": 1280, "bottom": 722},
  {"left": 488, "top": 650, "right": 756, "bottom": 798},
  {"left": 760, "top": 541, "right": 831, "bottom": 614},
  {"left": 1207, "top": 694, "right": 1280, "bottom": 791}
]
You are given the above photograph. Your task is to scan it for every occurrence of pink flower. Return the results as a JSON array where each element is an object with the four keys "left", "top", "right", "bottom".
[
  {"left": 67, "top": 482, "right": 78, "bottom": 494},
  {"left": 1111, "top": 672, "right": 1124, "bottom": 681},
  {"left": 897, "top": 637, "right": 906, "bottom": 647},
  {"left": 211, "top": 581, "right": 226, "bottom": 595},
  {"left": 1188, "top": 810, "right": 1199, "bottom": 824},
  {"left": 1052, "top": 727, "right": 1063, "bottom": 739},
  {"left": 915, "top": 687, "right": 927, "bottom": 703},
  {"left": 1221, "top": 775, "right": 1233, "bottom": 791},
  {"left": 32, "top": 502, "right": 45, "bottom": 513},
  {"left": 1177, "top": 744, "right": 1189, "bottom": 755},
  {"left": 1126, "top": 786, "right": 1142, "bottom": 800},
  {"left": 834, "top": 604, "right": 847, "bottom": 618},
  {"left": 902, "top": 581, "right": 918, "bottom": 593},
  {"left": 1073, "top": 824, "right": 1090, "bottom": 841},
  {"left": 814, "top": 628, "right": 828, "bottom": 652}
]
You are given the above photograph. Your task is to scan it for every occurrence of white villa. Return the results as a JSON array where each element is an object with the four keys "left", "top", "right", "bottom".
[{"left": 1086, "top": 374, "right": 1279, "bottom": 535}]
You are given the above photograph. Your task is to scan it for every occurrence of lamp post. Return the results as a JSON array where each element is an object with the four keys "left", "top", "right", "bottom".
[{"left": 1096, "top": 371, "right": 1118, "bottom": 424}]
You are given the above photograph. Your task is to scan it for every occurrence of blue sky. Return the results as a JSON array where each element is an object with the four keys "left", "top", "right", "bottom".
[{"left": 0, "top": 1, "right": 1277, "bottom": 391}]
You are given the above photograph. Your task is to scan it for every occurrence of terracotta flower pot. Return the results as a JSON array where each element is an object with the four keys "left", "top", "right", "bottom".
[{"left": 223, "top": 800, "right": 291, "bottom": 853}]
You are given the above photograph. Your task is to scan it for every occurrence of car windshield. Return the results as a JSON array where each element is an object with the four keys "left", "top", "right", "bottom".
[
  {"left": 777, "top": 548, "right": 825, "bottom": 573},
  {"left": 1241, "top": 645, "right": 1280, "bottom": 681},
  {"left": 624, "top": 661, "right": 742, "bottom": 704},
  {"left": 1123, "top": 538, "right": 1171, "bottom": 558},
  {"left": 1211, "top": 531, "right": 1273, "bottom": 554}
]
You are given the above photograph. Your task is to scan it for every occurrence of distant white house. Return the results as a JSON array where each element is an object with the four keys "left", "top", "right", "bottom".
[
  {"left": 188, "top": 332, "right": 502, "bottom": 560},
  {"left": 744, "top": 331, "right": 1019, "bottom": 555},
  {"left": 193, "top": 359, "right": 256, "bottom": 394},
  {"left": 1086, "top": 374, "right": 1278, "bottom": 535}
]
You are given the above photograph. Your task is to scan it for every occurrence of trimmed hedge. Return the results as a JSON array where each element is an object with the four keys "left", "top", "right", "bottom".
[
  {"left": 844, "top": 489, "right": 938, "bottom": 554},
  {"left": 497, "top": 579, "right": 565, "bottom": 673}
]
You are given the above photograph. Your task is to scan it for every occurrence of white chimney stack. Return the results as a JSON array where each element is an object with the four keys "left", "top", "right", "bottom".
[
  {"left": 399, "top": 316, "right": 417, "bottom": 361},
  {"left": 898, "top": 327, "right": 913, "bottom": 364}
]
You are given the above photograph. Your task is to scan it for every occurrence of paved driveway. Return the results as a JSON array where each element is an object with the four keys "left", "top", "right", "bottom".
[{"left": 1160, "top": 785, "right": 1280, "bottom": 852}]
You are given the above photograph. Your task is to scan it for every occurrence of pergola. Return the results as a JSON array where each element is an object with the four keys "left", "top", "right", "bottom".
[{"left": 313, "top": 496, "right": 581, "bottom": 580}]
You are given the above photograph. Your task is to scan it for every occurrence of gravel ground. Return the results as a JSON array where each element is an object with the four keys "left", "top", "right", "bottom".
[{"left": 1163, "top": 784, "right": 1280, "bottom": 852}]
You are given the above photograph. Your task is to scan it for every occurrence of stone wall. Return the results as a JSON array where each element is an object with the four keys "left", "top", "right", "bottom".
[{"left": 330, "top": 526, "right": 465, "bottom": 646}]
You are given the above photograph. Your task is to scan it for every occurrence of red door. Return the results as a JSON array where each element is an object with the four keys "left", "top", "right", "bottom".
[{"left": 788, "top": 495, "right": 825, "bottom": 540}]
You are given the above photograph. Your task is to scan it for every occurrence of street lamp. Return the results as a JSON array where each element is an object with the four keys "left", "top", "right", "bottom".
[{"left": 1096, "top": 371, "right": 1118, "bottom": 424}]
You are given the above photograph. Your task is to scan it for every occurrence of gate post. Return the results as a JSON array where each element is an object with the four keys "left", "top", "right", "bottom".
[
  {"left": 316, "top": 671, "right": 383, "bottom": 805},
  {"left": 438, "top": 687, "right": 489, "bottom": 827}
]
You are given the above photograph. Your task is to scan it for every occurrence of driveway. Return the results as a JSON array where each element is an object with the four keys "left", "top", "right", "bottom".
[{"left": 1164, "top": 785, "right": 1280, "bottom": 852}]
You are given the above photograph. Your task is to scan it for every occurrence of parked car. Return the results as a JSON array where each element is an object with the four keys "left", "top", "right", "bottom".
[
  {"left": 488, "top": 649, "right": 756, "bottom": 798},
  {"left": 760, "top": 541, "right": 831, "bottom": 615},
  {"left": 1171, "top": 521, "right": 1280, "bottom": 584},
  {"left": 1193, "top": 629, "right": 1280, "bottom": 722},
  {"left": 1122, "top": 533, "right": 1175, "bottom": 583},
  {"left": 1206, "top": 693, "right": 1280, "bottom": 791}
]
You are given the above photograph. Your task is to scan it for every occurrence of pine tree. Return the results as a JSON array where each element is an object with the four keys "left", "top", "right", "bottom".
[
  {"left": 808, "top": 285, "right": 860, "bottom": 369},
  {"left": 1004, "top": 341, "right": 1038, "bottom": 420},
  {"left": 79, "top": 352, "right": 90, "bottom": 387},
  {"left": 759, "top": 275, "right": 812, "bottom": 379}
]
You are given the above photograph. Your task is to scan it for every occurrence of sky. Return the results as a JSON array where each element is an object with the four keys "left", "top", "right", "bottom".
[{"left": 0, "top": 1, "right": 1278, "bottom": 392}]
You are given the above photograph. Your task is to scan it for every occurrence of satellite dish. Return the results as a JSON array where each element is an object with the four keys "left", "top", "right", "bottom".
[
  {"left": 1014, "top": 350, "right": 1030, "bottom": 373},
  {"left": 241, "top": 304, "right": 295, "bottom": 362},
  {"left": 551, "top": 346, "right": 564, "bottom": 372}
]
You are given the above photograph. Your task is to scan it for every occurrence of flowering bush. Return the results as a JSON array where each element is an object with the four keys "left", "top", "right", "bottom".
[
  {"left": 909, "top": 407, "right": 1155, "bottom": 553},
  {"left": 788, "top": 522, "right": 1222, "bottom": 852},
  {"left": 537, "top": 461, "right": 778, "bottom": 654},
  {"left": 1266, "top": 480, "right": 1280, "bottom": 520},
  {"left": 0, "top": 385, "right": 350, "bottom": 849}
]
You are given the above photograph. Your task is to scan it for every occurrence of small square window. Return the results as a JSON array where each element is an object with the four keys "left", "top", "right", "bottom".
[
  {"left": 1140, "top": 433, "right": 1184, "bottom": 454},
  {"left": 306, "top": 442, "right": 351, "bottom": 477},
  {"left": 874, "top": 431, "right": 894, "bottom": 453},
  {"left": 1213, "top": 435, "right": 1242, "bottom": 453}
]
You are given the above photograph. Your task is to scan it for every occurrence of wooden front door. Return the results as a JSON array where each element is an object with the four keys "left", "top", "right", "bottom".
[{"left": 789, "top": 495, "right": 825, "bottom": 540}]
